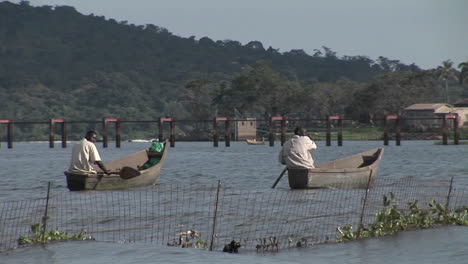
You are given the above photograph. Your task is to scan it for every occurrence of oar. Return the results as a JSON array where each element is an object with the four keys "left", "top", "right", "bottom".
[
  {"left": 119, "top": 166, "right": 141, "bottom": 179},
  {"left": 93, "top": 167, "right": 140, "bottom": 189},
  {"left": 92, "top": 174, "right": 104, "bottom": 190},
  {"left": 271, "top": 167, "right": 288, "bottom": 189}
]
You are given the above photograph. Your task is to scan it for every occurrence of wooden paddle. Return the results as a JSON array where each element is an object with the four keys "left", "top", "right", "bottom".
[
  {"left": 271, "top": 167, "right": 288, "bottom": 189},
  {"left": 92, "top": 174, "right": 104, "bottom": 190},
  {"left": 119, "top": 166, "right": 141, "bottom": 179},
  {"left": 93, "top": 167, "right": 140, "bottom": 189}
]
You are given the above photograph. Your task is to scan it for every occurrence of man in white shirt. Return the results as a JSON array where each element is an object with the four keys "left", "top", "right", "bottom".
[
  {"left": 68, "top": 130, "right": 111, "bottom": 175},
  {"left": 278, "top": 126, "right": 317, "bottom": 169}
]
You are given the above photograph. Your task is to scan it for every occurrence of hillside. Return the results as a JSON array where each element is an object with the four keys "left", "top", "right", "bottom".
[{"left": 0, "top": 1, "right": 423, "bottom": 121}]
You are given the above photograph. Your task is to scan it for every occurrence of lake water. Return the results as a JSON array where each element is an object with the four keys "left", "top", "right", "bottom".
[{"left": 1, "top": 140, "right": 467, "bottom": 263}]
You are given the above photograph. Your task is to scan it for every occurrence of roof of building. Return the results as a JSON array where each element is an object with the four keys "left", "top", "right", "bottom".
[
  {"left": 404, "top": 103, "right": 452, "bottom": 112},
  {"left": 454, "top": 98, "right": 468, "bottom": 106}
]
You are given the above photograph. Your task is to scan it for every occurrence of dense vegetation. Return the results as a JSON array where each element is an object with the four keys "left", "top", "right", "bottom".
[
  {"left": 337, "top": 193, "right": 468, "bottom": 242},
  {"left": 1, "top": 1, "right": 467, "bottom": 139}
]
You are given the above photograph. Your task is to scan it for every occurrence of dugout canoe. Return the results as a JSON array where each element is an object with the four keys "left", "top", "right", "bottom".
[
  {"left": 64, "top": 140, "right": 169, "bottom": 191},
  {"left": 245, "top": 139, "right": 265, "bottom": 145},
  {"left": 287, "top": 147, "right": 384, "bottom": 189}
]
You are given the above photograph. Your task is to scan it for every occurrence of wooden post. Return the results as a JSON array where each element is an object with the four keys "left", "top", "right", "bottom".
[
  {"left": 41, "top": 182, "right": 51, "bottom": 243},
  {"left": 170, "top": 120, "right": 176, "bottom": 147},
  {"left": 269, "top": 116, "right": 284, "bottom": 147},
  {"left": 225, "top": 118, "right": 231, "bottom": 147},
  {"left": 442, "top": 115, "right": 448, "bottom": 145},
  {"left": 326, "top": 116, "right": 331, "bottom": 146},
  {"left": 384, "top": 115, "right": 399, "bottom": 146},
  {"left": 102, "top": 118, "right": 108, "bottom": 148},
  {"left": 454, "top": 114, "right": 459, "bottom": 145},
  {"left": 395, "top": 115, "right": 401, "bottom": 146},
  {"left": 61, "top": 121, "right": 67, "bottom": 148},
  {"left": 116, "top": 119, "right": 121, "bottom": 148},
  {"left": 357, "top": 170, "right": 374, "bottom": 238},
  {"left": 49, "top": 119, "right": 66, "bottom": 148},
  {"left": 337, "top": 117, "right": 343, "bottom": 146},
  {"left": 383, "top": 117, "right": 389, "bottom": 146},
  {"left": 158, "top": 119, "right": 164, "bottom": 142},
  {"left": 49, "top": 119, "right": 55, "bottom": 148},
  {"left": 269, "top": 118, "right": 275, "bottom": 147},
  {"left": 328, "top": 116, "right": 342, "bottom": 146},
  {"left": 102, "top": 118, "right": 120, "bottom": 148},
  {"left": 0, "top": 120, "right": 13, "bottom": 149},
  {"left": 444, "top": 114, "right": 459, "bottom": 146},
  {"left": 213, "top": 117, "right": 229, "bottom": 147},
  {"left": 445, "top": 176, "right": 454, "bottom": 209},
  {"left": 213, "top": 117, "right": 219, "bottom": 147},
  {"left": 159, "top": 117, "right": 175, "bottom": 147},
  {"left": 7, "top": 122, "right": 12, "bottom": 149},
  {"left": 209, "top": 180, "right": 221, "bottom": 251},
  {"left": 280, "top": 118, "right": 286, "bottom": 146}
]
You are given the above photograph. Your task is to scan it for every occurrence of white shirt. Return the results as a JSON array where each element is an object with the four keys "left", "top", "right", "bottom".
[
  {"left": 68, "top": 138, "right": 102, "bottom": 173},
  {"left": 278, "top": 135, "right": 317, "bottom": 169}
]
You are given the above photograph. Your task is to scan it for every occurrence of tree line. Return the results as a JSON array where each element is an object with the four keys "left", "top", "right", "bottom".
[{"left": 0, "top": 1, "right": 467, "bottom": 139}]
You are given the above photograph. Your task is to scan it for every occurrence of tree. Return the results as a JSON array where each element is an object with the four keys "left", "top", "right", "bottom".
[
  {"left": 211, "top": 60, "right": 295, "bottom": 118},
  {"left": 458, "top": 60, "right": 468, "bottom": 85},
  {"left": 182, "top": 78, "right": 216, "bottom": 121},
  {"left": 308, "top": 80, "right": 361, "bottom": 117},
  {"left": 377, "top": 56, "right": 402, "bottom": 72},
  {"left": 0, "top": 1, "right": 428, "bottom": 134},
  {"left": 437, "top": 60, "right": 458, "bottom": 103},
  {"left": 349, "top": 71, "right": 440, "bottom": 121}
]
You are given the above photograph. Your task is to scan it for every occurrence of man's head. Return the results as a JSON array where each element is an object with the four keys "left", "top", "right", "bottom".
[
  {"left": 294, "top": 126, "right": 306, "bottom": 136},
  {"left": 85, "top": 130, "right": 98, "bottom": 143}
]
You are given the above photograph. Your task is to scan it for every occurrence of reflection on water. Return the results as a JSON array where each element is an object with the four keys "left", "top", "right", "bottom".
[{"left": 1, "top": 141, "right": 468, "bottom": 263}]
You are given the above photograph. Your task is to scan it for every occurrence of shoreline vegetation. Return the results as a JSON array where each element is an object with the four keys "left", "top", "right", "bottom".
[
  {"left": 337, "top": 193, "right": 468, "bottom": 242},
  {"left": 1, "top": 126, "right": 467, "bottom": 143},
  {"left": 1, "top": 2, "right": 467, "bottom": 139}
]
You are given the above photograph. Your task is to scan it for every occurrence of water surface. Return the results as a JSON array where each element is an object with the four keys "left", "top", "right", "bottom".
[{"left": 1, "top": 140, "right": 467, "bottom": 263}]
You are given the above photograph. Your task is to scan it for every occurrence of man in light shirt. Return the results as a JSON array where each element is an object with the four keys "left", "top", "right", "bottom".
[
  {"left": 278, "top": 126, "right": 317, "bottom": 169},
  {"left": 68, "top": 130, "right": 111, "bottom": 175}
]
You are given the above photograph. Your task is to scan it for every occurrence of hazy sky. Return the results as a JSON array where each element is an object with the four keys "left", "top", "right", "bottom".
[{"left": 11, "top": 0, "right": 468, "bottom": 69}]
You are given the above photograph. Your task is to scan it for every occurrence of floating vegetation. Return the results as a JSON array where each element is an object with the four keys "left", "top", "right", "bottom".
[
  {"left": 336, "top": 192, "right": 468, "bottom": 242},
  {"left": 18, "top": 222, "right": 94, "bottom": 246}
]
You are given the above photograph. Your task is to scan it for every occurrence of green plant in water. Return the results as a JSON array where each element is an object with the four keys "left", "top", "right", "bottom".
[
  {"left": 193, "top": 239, "right": 209, "bottom": 250},
  {"left": 336, "top": 192, "right": 468, "bottom": 242},
  {"left": 18, "top": 221, "right": 94, "bottom": 246}
]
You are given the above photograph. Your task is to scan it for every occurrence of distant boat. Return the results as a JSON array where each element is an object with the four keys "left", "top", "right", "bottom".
[
  {"left": 245, "top": 139, "right": 265, "bottom": 145},
  {"left": 287, "top": 147, "right": 384, "bottom": 189},
  {"left": 127, "top": 139, "right": 156, "bottom": 142},
  {"left": 65, "top": 140, "right": 169, "bottom": 191}
]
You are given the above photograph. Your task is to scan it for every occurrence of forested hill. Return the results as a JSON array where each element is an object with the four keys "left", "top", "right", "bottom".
[{"left": 0, "top": 1, "right": 431, "bottom": 125}]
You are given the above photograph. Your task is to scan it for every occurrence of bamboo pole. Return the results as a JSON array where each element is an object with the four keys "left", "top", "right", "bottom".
[{"left": 209, "top": 180, "right": 221, "bottom": 251}]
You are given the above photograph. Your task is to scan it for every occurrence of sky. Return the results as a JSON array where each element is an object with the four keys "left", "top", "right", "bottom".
[{"left": 10, "top": 0, "right": 468, "bottom": 69}]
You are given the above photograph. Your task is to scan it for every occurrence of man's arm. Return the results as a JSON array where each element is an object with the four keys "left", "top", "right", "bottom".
[
  {"left": 303, "top": 136, "right": 317, "bottom": 150},
  {"left": 95, "top": 161, "right": 111, "bottom": 175},
  {"left": 88, "top": 143, "right": 111, "bottom": 175}
]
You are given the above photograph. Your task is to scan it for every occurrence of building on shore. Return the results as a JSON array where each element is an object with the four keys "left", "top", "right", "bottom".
[
  {"left": 403, "top": 101, "right": 468, "bottom": 131},
  {"left": 235, "top": 117, "right": 257, "bottom": 140}
]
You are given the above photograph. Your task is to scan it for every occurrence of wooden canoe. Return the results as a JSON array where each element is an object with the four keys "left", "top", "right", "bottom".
[
  {"left": 65, "top": 140, "right": 169, "bottom": 191},
  {"left": 245, "top": 139, "right": 265, "bottom": 145},
  {"left": 287, "top": 147, "right": 384, "bottom": 189}
]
